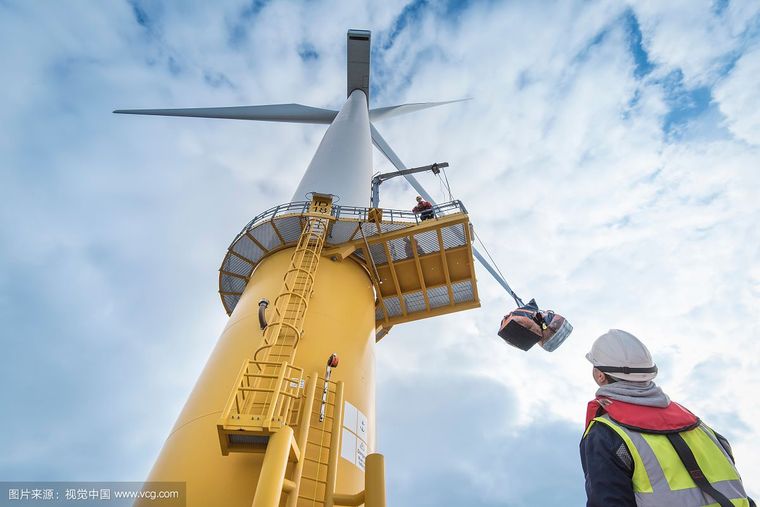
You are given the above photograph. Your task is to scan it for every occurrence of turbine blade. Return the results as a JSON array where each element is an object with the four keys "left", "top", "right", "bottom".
[
  {"left": 470, "top": 248, "right": 524, "bottom": 307},
  {"left": 369, "top": 123, "right": 434, "bottom": 202},
  {"left": 369, "top": 98, "right": 470, "bottom": 122},
  {"left": 370, "top": 123, "right": 523, "bottom": 305},
  {"left": 113, "top": 103, "right": 338, "bottom": 124}
]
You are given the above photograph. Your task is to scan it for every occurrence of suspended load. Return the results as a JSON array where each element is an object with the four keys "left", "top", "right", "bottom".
[{"left": 498, "top": 299, "right": 573, "bottom": 352}]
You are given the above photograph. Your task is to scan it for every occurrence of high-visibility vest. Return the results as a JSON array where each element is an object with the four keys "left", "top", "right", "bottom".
[{"left": 585, "top": 411, "right": 750, "bottom": 506}]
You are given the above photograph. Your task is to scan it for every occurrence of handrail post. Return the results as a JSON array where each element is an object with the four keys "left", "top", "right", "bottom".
[
  {"left": 365, "top": 453, "right": 386, "bottom": 507},
  {"left": 264, "top": 362, "right": 288, "bottom": 425},
  {"left": 251, "top": 426, "right": 294, "bottom": 507},
  {"left": 285, "top": 373, "right": 319, "bottom": 507},
  {"left": 324, "top": 381, "right": 345, "bottom": 507}
]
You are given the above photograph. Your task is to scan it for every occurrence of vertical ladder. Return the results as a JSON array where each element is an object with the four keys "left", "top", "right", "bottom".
[
  {"left": 218, "top": 194, "right": 387, "bottom": 506},
  {"left": 294, "top": 377, "right": 342, "bottom": 507},
  {"left": 254, "top": 202, "right": 332, "bottom": 366},
  {"left": 241, "top": 196, "right": 333, "bottom": 421}
]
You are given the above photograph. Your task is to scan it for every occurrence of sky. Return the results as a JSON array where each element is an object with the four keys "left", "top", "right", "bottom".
[{"left": 1, "top": 0, "right": 759, "bottom": 505}]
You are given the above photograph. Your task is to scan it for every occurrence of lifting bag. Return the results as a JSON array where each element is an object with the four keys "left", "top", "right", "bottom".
[{"left": 498, "top": 299, "right": 573, "bottom": 352}]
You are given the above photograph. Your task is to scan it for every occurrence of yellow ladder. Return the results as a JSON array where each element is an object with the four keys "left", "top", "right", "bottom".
[
  {"left": 232, "top": 195, "right": 333, "bottom": 438},
  {"left": 254, "top": 196, "right": 333, "bottom": 366},
  {"left": 218, "top": 194, "right": 387, "bottom": 506},
  {"left": 294, "top": 376, "right": 341, "bottom": 507}
]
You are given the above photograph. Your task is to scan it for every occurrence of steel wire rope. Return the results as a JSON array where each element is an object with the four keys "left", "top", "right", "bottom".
[
  {"left": 472, "top": 228, "right": 524, "bottom": 307},
  {"left": 437, "top": 172, "right": 447, "bottom": 202},
  {"left": 434, "top": 166, "right": 523, "bottom": 306},
  {"left": 441, "top": 166, "right": 454, "bottom": 201}
]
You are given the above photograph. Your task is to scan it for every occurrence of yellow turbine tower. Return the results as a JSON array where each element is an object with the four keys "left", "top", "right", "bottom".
[{"left": 116, "top": 29, "right": 519, "bottom": 507}]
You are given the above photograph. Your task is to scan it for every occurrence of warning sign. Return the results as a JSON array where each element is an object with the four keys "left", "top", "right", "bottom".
[{"left": 340, "top": 401, "right": 368, "bottom": 471}]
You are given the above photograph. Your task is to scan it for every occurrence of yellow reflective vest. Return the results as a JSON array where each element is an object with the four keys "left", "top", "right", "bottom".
[{"left": 585, "top": 414, "right": 750, "bottom": 506}]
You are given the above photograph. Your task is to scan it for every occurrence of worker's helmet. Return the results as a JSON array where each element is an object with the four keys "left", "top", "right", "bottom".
[
  {"left": 585, "top": 329, "right": 657, "bottom": 381},
  {"left": 416, "top": 195, "right": 422, "bottom": 200}
]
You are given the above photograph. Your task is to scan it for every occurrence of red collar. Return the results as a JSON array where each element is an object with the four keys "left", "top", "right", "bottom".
[{"left": 585, "top": 397, "right": 699, "bottom": 433}]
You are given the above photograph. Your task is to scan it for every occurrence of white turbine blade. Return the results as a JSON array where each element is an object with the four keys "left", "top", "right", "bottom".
[
  {"left": 370, "top": 123, "right": 523, "bottom": 305},
  {"left": 113, "top": 103, "right": 338, "bottom": 124},
  {"left": 369, "top": 123, "right": 434, "bottom": 202},
  {"left": 369, "top": 98, "right": 470, "bottom": 122}
]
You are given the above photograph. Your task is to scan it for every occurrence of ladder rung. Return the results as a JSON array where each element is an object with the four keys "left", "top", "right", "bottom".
[
  {"left": 249, "top": 212, "right": 327, "bottom": 373},
  {"left": 306, "top": 442, "right": 332, "bottom": 451},
  {"left": 306, "top": 439, "right": 332, "bottom": 448},
  {"left": 299, "top": 476, "right": 327, "bottom": 484},
  {"left": 303, "top": 456, "right": 329, "bottom": 466},
  {"left": 297, "top": 495, "right": 323, "bottom": 503}
]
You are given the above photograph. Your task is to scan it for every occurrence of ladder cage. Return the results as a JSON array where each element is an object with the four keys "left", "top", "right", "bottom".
[
  {"left": 219, "top": 195, "right": 335, "bottom": 457},
  {"left": 253, "top": 214, "right": 331, "bottom": 367},
  {"left": 218, "top": 360, "right": 305, "bottom": 454}
]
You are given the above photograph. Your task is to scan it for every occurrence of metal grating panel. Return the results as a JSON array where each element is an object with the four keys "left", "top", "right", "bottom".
[
  {"left": 359, "top": 222, "right": 378, "bottom": 238},
  {"left": 383, "top": 296, "right": 402, "bottom": 317},
  {"left": 427, "top": 286, "right": 450, "bottom": 308},
  {"left": 368, "top": 243, "right": 387, "bottom": 264},
  {"left": 403, "top": 291, "right": 426, "bottom": 313},
  {"left": 221, "top": 276, "right": 247, "bottom": 294},
  {"left": 232, "top": 234, "right": 265, "bottom": 261},
  {"left": 249, "top": 222, "right": 282, "bottom": 251},
  {"left": 451, "top": 280, "right": 474, "bottom": 304},
  {"left": 229, "top": 434, "right": 269, "bottom": 446},
  {"left": 378, "top": 222, "right": 413, "bottom": 234},
  {"left": 223, "top": 254, "right": 253, "bottom": 274},
  {"left": 387, "top": 237, "right": 414, "bottom": 262},
  {"left": 223, "top": 294, "right": 240, "bottom": 311},
  {"left": 326, "top": 221, "right": 358, "bottom": 245},
  {"left": 413, "top": 230, "right": 440, "bottom": 254},
  {"left": 274, "top": 216, "right": 303, "bottom": 243},
  {"left": 441, "top": 223, "right": 467, "bottom": 249}
]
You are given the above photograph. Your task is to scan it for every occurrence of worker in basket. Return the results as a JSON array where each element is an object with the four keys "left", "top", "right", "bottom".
[
  {"left": 581, "top": 329, "right": 754, "bottom": 507},
  {"left": 412, "top": 195, "right": 434, "bottom": 221}
]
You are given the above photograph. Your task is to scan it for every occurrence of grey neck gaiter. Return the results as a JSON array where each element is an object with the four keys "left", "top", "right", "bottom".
[{"left": 596, "top": 380, "right": 671, "bottom": 408}]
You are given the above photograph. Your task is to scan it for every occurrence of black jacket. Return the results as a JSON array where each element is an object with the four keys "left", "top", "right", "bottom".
[{"left": 580, "top": 422, "right": 636, "bottom": 507}]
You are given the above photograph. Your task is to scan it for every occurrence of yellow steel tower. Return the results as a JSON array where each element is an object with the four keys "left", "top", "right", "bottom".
[{"left": 118, "top": 29, "right": 490, "bottom": 507}]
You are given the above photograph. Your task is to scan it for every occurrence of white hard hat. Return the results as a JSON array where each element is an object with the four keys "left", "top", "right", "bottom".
[{"left": 585, "top": 329, "right": 657, "bottom": 381}]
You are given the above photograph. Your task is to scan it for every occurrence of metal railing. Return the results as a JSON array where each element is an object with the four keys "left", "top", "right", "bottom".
[
  {"left": 220, "top": 360, "right": 304, "bottom": 433},
  {"left": 228, "top": 200, "right": 468, "bottom": 250}
]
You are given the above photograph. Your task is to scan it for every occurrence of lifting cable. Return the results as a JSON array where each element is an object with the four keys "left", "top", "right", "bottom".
[
  {"left": 434, "top": 167, "right": 524, "bottom": 307},
  {"left": 441, "top": 166, "right": 454, "bottom": 202},
  {"left": 437, "top": 166, "right": 454, "bottom": 202},
  {"left": 473, "top": 228, "right": 524, "bottom": 307}
]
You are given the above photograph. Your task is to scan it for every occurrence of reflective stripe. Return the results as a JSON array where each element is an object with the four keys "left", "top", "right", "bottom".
[
  {"left": 625, "top": 426, "right": 669, "bottom": 494},
  {"left": 587, "top": 417, "right": 652, "bottom": 493},
  {"left": 590, "top": 416, "right": 750, "bottom": 507},
  {"left": 635, "top": 480, "right": 749, "bottom": 507}
]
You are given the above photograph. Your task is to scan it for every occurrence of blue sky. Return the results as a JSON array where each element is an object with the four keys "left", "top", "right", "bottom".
[{"left": 1, "top": 1, "right": 759, "bottom": 505}]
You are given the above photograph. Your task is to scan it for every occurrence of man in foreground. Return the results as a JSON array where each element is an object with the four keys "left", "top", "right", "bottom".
[{"left": 580, "top": 329, "right": 754, "bottom": 506}]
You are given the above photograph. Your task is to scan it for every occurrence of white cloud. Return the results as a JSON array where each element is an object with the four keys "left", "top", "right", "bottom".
[
  {"left": 628, "top": 0, "right": 760, "bottom": 86},
  {"left": 714, "top": 44, "right": 760, "bottom": 145}
]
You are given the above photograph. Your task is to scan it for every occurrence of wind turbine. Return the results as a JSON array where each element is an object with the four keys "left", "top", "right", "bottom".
[{"left": 117, "top": 29, "right": 525, "bottom": 507}]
